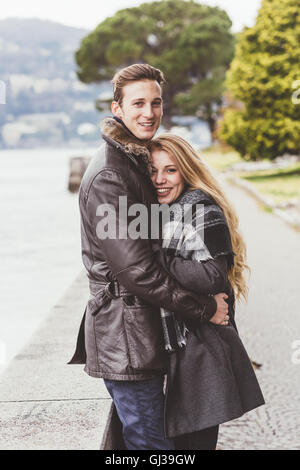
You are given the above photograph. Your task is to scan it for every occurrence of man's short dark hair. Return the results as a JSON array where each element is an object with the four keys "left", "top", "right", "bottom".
[{"left": 112, "top": 63, "right": 165, "bottom": 105}]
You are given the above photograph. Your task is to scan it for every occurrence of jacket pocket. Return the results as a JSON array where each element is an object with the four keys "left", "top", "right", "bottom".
[
  {"left": 87, "top": 289, "right": 106, "bottom": 317},
  {"left": 123, "top": 305, "right": 166, "bottom": 371},
  {"left": 210, "top": 323, "right": 235, "bottom": 374}
]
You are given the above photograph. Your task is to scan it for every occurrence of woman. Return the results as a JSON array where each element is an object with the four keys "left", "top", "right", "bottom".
[{"left": 149, "top": 133, "right": 265, "bottom": 450}]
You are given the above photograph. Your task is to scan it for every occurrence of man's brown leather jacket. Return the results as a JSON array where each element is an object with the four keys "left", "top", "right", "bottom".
[{"left": 69, "top": 118, "right": 219, "bottom": 380}]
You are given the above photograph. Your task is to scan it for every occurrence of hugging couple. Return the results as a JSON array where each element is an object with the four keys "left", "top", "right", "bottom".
[{"left": 69, "top": 63, "right": 265, "bottom": 450}]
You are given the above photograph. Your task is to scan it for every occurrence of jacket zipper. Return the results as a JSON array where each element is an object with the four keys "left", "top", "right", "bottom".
[{"left": 163, "top": 359, "right": 172, "bottom": 439}]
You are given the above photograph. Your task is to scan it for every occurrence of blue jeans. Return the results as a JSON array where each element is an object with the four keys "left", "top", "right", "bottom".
[{"left": 104, "top": 376, "right": 175, "bottom": 450}]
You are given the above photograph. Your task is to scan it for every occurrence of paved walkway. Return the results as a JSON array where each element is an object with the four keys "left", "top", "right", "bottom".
[
  {"left": 217, "top": 176, "right": 300, "bottom": 450},
  {"left": 0, "top": 272, "right": 112, "bottom": 450}
]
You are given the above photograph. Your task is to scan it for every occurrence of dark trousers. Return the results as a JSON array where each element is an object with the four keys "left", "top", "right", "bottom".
[
  {"left": 174, "top": 425, "right": 219, "bottom": 450},
  {"left": 104, "top": 376, "right": 175, "bottom": 450},
  {"left": 104, "top": 377, "right": 219, "bottom": 451}
]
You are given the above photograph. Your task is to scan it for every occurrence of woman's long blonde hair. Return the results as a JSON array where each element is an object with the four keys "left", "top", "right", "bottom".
[{"left": 149, "top": 133, "right": 250, "bottom": 303}]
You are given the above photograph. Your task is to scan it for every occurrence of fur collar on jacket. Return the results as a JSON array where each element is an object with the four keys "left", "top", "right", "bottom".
[{"left": 100, "top": 117, "right": 152, "bottom": 171}]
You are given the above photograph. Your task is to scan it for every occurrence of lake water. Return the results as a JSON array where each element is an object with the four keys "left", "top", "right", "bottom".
[{"left": 0, "top": 146, "right": 99, "bottom": 373}]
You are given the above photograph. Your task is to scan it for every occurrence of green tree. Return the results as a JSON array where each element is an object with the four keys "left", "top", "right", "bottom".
[
  {"left": 220, "top": 0, "right": 300, "bottom": 160},
  {"left": 75, "top": 0, "right": 234, "bottom": 133}
]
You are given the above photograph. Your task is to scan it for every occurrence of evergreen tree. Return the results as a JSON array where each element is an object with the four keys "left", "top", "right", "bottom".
[
  {"left": 220, "top": 0, "right": 300, "bottom": 160},
  {"left": 75, "top": 0, "right": 234, "bottom": 133}
]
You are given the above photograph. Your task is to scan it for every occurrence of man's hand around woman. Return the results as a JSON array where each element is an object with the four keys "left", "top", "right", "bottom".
[{"left": 209, "top": 293, "right": 230, "bottom": 326}]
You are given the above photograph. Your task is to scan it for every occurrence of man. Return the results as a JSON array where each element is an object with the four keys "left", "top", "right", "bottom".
[{"left": 69, "top": 64, "right": 229, "bottom": 450}]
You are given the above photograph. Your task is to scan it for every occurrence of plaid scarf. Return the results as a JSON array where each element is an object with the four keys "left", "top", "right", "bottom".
[{"left": 159, "top": 188, "right": 234, "bottom": 353}]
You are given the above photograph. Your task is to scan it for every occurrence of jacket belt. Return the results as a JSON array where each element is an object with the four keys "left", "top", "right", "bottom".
[{"left": 89, "top": 279, "right": 130, "bottom": 299}]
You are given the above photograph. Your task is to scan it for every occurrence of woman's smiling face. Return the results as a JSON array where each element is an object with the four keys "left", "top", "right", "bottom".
[{"left": 151, "top": 149, "right": 185, "bottom": 204}]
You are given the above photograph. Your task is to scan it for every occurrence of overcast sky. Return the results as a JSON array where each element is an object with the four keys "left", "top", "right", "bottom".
[{"left": 0, "top": 0, "right": 262, "bottom": 32}]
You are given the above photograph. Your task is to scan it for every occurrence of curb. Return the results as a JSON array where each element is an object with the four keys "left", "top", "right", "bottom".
[
  {"left": 0, "top": 271, "right": 112, "bottom": 450},
  {"left": 225, "top": 173, "right": 300, "bottom": 231}
]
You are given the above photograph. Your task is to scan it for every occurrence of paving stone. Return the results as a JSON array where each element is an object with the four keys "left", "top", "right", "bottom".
[
  {"left": 0, "top": 400, "right": 111, "bottom": 450},
  {"left": 217, "top": 178, "right": 300, "bottom": 450}
]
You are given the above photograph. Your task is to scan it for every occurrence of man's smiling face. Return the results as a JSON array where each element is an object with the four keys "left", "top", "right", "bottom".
[{"left": 111, "top": 79, "right": 163, "bottom": 141}]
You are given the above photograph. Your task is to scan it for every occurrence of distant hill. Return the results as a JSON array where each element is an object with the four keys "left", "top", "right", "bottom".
[
  {"left": 0, "top": 17, "right": 88, "bottom": 45},
  {"left": 0, "top": 18, "right": 111, "bottom": 148},
  {"left": 0, "top": 17, "right": 88, "bottom": 78}
]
